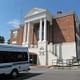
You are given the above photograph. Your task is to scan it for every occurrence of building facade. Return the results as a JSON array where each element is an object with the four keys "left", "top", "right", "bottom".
[{"left": 10, "top": 8, "right": 80, "bottom": 66}]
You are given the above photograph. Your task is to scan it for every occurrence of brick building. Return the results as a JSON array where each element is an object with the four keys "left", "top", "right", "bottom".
[{"left": 10, "top": 8, "right": 80, "bottom": 66}]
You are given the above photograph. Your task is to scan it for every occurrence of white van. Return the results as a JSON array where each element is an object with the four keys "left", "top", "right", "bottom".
[{"left": 0, "top": 44, "right": 30, "bottom": 78}]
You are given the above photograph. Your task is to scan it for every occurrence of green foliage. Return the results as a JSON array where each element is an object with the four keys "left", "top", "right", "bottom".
[
  {"left": 7, "top": 39, "right": 10, "bottom": 44},
  {"left": 0, "top": 36, "right": 5, "bottom": 43}
]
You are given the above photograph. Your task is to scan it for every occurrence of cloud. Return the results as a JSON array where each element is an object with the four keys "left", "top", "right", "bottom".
[{"left": 8, "top": 19, "right": 20, "bottom": 28}]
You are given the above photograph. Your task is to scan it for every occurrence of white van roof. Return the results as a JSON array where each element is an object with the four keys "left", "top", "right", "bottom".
[{"left": 0, "top": 44, "right": 28, "bottom": 52}]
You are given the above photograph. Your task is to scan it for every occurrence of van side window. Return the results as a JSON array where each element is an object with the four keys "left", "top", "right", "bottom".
[{"left": 0, "top": 51, "right": 28, "bottom": 63}]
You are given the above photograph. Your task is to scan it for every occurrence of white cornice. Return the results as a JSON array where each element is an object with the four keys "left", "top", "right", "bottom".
[
  {"left": 24, "top": 8, "right": 52, "bottom": 23},
  {"left": 25, "top": 8, "right": 47, "bottom": 18}
]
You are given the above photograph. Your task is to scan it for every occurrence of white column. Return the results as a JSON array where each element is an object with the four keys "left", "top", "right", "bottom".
[
  {"left": 39, "top": 19, "right": 42, "bottom": 41},
  {"left": 23, "top": 23, "right": 27, "bottom": 44},
  {"left": 26, "top": 22, "right": 30, "bottom": 45},
  {"left": 44, "top": 18, "right": 47, "bottom": 41}
]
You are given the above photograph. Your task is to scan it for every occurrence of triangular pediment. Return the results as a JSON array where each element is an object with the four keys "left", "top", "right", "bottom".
[{"left": 25, "top": 8, "right": 46, "bottom": 18}]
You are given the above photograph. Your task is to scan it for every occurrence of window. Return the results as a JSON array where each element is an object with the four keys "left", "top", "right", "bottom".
[
  {"left": 13, "top": 30, "right": 17, "bottom": 38},
  {"left": 0, "top": 51, "right": 28, "bottom": 63},
  {"left": 4, "top": 53, "right": 17, "bottom": 62},
  {"left": 0, "top": 54, "right": 4, "bottom": 63},
  {"left": 17, "top": 53, "right": 28, "bottom": 61}
]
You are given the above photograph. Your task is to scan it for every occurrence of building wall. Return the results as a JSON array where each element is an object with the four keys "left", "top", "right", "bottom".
[
  {"left": 48, "top": 43, "right": 57, "bottom": 66},
  {"left": 17, "top": 26, "right": 24, "bottom": 45},
  {"left": 10, "top": 23, "right": 39, "bottom": 46},
  {"left": 28, "top": 23, "right": 39, "bottom": 46},
  {"left": 52, "top": 14, "right": 76, "bottom": 44},
  {"left": 10, "top": 25, "right": 24, "bottom": 45},
  {"left": 47, "top": 13, "right": 77, "bottom": 66},
  {"left": 10, "top": 29, "right": 18, "bottom": 44},
  {"left": 75, "top": 14, "right": 80, "bottom": 60},
  {"left": 29, "top": 24, "right": 33, "bottom": 45},
  {"left": 47, "top": 21, "right": 53, "bottom": 43},
  {"left": 48, "top": 42, "right": 76, "bottom": 66}
]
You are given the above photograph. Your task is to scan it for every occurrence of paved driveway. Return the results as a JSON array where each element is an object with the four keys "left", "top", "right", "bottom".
[{"left": 1, "top": 66, "right": 80, "bottom": 80}]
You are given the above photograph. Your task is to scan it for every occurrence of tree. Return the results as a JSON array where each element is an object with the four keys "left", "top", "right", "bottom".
[
  {"left": 7, "top": 39, "right": 10, "bottom": 44},
  {"left": 0, "top": 36, "right": 5, "bottom": 43}
]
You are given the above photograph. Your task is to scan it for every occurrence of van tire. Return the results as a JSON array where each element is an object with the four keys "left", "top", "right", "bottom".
[{"left": 10, "top": 69, "right": 19, "bottom": 78}]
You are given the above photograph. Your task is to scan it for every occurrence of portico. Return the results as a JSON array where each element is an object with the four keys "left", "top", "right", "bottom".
[
  {"left": 22, "top": 8, "right": 52, "bottom": 47},
  {"left": 22, "top": 18, "right": 47, "bottom": 46},
  {"left": 22, "top": 8, "right": 52, "bottom": 66}
]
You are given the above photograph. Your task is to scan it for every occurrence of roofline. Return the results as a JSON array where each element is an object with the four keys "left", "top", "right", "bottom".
[
  {"left": 10, "top": 28, "right": 19, "bottom": 32},
  {"left": 53, "top": 11, "right": 76, "bottom": 19},
  {"left": 0, "top": 44, "right": 28, "bottom": 52},
  {"left": 24, "top": 7, "right": 47, "bottom": 18},
  {"left": 0, "top": 43, "right": 27, "bottom": 48},
  {"left": 10, "top": 23, "right": 24, "bottom": 32}
]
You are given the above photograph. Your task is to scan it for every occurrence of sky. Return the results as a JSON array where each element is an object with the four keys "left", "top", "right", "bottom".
[{"left": 0, "top": 0, "right": 80, "bottom": 41}]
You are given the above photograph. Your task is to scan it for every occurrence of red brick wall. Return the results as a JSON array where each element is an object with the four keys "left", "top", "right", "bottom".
[
  {"left": 29, "top": 25, "right": 34, "bottom": 44},
  {"left": 10, "top": 26, "right": 24, "bottom": 45},
  {"left": 51, "top": 14, "right": 76, "bottom": 44},
  {"left": 10, "top": 24, "right": 39, "bottom": 45},
  {"left": 10, "top": 14, "right": 76, "bottom": 45},
  {"left": 17, "top": 26, "right": 24, "bottom": 45},
  {"left": 47, "top": 21, "right": 53, "bottom": 43},
  {"left": 29, "top": 24, "right": 38, "bottom": 45},
  {"left": 32, "top": 23, "right": 39, "bottom": 45}
]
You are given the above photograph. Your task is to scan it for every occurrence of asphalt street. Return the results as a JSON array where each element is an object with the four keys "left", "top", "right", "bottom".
[{"left": 0, "top": 66, "right": 80, "bottom": 80}]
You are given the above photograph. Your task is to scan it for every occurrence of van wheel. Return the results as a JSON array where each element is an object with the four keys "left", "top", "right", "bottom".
[{"left": 10, "top": 69, "right": 19, "bottom": 78}]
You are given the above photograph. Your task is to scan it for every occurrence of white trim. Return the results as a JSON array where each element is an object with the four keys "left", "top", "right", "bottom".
[
  {"left": 12, "top": 31, "right": 17, "bottom": 38},
  {"left": 43, "top": 18, "right": 47, "bottom": 41},
  {"left": 26, "top": 22, "right": 30, "bottom": 46},
  {"left": 39, "top": 19, "right": 42, "bottom": 41},
  {"left": 0, "top": 44, "right": 28, "bottom": 52},
  {"left": 25, "top": 12, "right": 46, "bottom": 23},
  {"left": 24, "top": 8, "right": 52, "bottom": 23},
  {"left": 12, "top": 41, "right": 16, "bottom": 44},
  {"left": 25, "top": 8, "right": 47, "bottom": 18},
  {"left": 22, "top": 23, "right": 27, "bottom": 44},
  {"left": 76, "top": 33, "right": 80, "bottom": 40}
]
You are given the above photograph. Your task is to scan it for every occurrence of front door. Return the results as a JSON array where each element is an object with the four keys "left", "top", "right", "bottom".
[{"left": 30, "top": 53, "right": 37, "bottom": 65}]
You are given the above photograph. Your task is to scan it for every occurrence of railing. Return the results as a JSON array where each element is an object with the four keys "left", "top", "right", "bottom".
[{"left": 52, "top": 59, "right": 80, "bottom": 67}]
